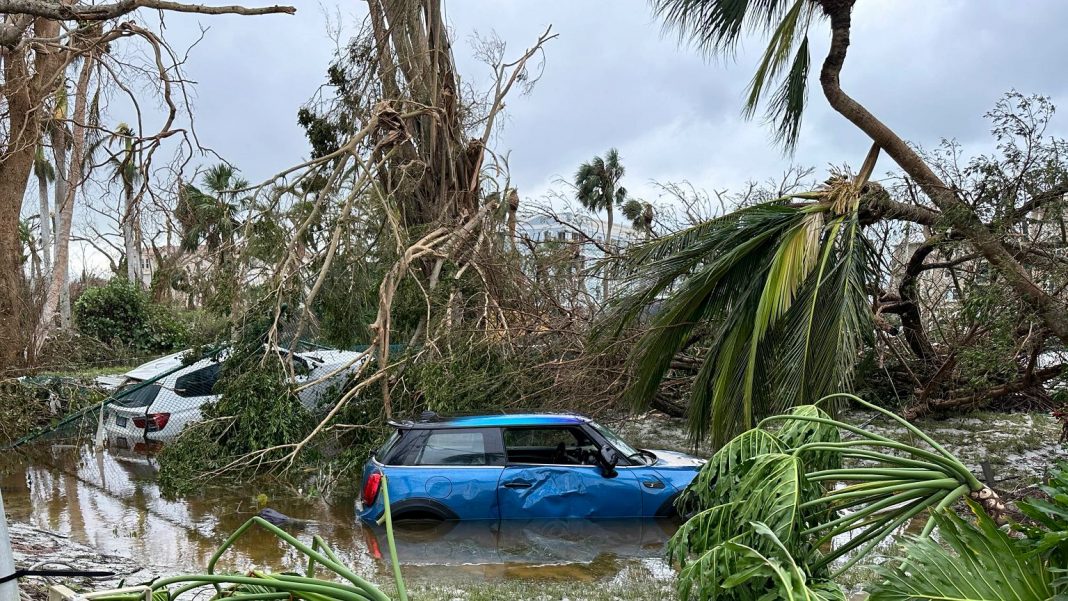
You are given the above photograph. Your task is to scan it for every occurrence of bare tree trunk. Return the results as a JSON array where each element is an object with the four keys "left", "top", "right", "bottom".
[
  {"left": 36, "top": 53, "right": 92, "bottom": 353},
  {"left": 123, "top": 180, "right": 143, "bottom": 286},
  {"left": 817, "top": 0, "right": 1068, "bottom": 344},
  {"left": 50, "top": 119, "right": 70, "bottom": 329},
  {"left": 37, "top": 164, "right": 52, "bottom": 275},
  {"left": 603, "top": 202, "right": 613, "bottom": 300},
  {"left": 0, "top": 13, "right": 67, "bottom": 363}
]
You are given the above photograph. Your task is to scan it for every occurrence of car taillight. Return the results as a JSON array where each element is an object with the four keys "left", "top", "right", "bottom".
[
  {"left": 363, "top": 472, "right": 382, "bottom": 507},
  {"left": 132, "top": 413, "right": 170, "bottom": 432}
]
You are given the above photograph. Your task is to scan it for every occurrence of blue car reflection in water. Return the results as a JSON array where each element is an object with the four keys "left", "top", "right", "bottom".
[
  {"left": 356, "top": 413, "right": 705, "bottom": 524},
  {"left": 361, "top": 518, "right": 679, "bottom": 568}
]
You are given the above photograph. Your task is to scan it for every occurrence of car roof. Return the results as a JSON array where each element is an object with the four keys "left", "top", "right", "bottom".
[
  {"left": 124, "top": 350, "right": 190, "bottom": 381},
  {"left": 389, "top": 413, "right": 592, "bottom": 430}
]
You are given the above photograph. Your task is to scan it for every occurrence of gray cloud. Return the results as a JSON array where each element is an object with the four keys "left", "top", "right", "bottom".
[{"left": 99, "top": 1, "right": 1068, "bottom": 210}]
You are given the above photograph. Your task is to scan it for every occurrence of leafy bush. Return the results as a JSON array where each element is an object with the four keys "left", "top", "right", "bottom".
[
  {"left": 74, "top": 279, "right": 148, "bottom": 344},
  {"left": 669, "top": 395, "right": 995, "bottom": 600},
  {"left": 74, "top": 278, "right": 189, "bottom": 352}
]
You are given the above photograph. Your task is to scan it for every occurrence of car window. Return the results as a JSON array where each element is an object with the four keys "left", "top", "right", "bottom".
[
  {"left": 588, "top": 420, "right": 641, "bottom": 460},
  {"left": 174, "top": 363, "right": 223, "bottom": 397},
  {"left": 113, "top": 384, "right": 162, "bottom": 408},
  {"left": 416, "top": 429, "right": 497, "bottom": 466},
  {"left": 503, "top": 427, "right": 599, "bottom": 465}
]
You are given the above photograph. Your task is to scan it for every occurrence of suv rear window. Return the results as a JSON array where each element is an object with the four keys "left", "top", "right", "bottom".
[
  {"left": 113, "top": 384, "right": 162, "bottom": 408},
  {"left": 174, "top": 363, "right": 223, "bottom": 397}
]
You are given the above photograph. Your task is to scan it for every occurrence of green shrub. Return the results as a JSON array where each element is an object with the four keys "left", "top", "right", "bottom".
[
  {"left": 74, "top": 279, "right": 190, "bottom": 352},
  {"left": 74, "top": 279, "right": 147, "bottom": 344}
]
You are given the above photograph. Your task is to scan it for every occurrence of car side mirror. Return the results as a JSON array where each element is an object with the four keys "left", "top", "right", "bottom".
[{"left": 598, "top": 446, "right": 619, "bottom": 478}]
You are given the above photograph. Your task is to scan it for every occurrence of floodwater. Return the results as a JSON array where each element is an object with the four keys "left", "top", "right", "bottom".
[{"left": 1, "top": 445, "right": 678, "bottom": 587}]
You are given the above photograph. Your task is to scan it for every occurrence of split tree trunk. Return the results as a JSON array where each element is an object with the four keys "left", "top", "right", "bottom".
[{"left": 817, "top": 0, "right": 1068, "bottom": 344}]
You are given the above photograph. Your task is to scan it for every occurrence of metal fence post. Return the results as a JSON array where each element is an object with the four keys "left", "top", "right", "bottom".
[{"left": 0, "top": 487, "right": 18, "bottom": 601}]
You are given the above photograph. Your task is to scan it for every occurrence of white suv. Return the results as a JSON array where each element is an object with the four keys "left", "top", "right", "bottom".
[{"left": 102, "top": 348, "right": 367, "bottom": 451}]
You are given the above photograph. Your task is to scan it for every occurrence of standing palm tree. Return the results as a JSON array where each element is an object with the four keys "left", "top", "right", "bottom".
[
  {"left": 176, "top": 164, "right": 248, "bottom": 259},
  {"left": 575, "top": 148, "right": 628, "bottom": 299},
  {"left": 33, "top": 145, "right": 54, "bottom": 276},
  {"left": 621, "top": 198, "right": 654, "bottom": 239},
  {"left": 108, "top": 123, "right": 144, "bottom": 286},
  {"left": 175, "top": 164, "right": 250, "bottom": 311}
]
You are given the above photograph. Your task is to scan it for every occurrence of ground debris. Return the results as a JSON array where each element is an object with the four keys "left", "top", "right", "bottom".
[{"left": 9, "top": 521, "right": 154, "bottom": 601}]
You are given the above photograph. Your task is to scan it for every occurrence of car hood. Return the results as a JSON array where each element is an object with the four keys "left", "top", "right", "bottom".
[
  {"left": 648, "top": 449, "right": 705, "bottom": 493},
  {"left": 650, "top": 449, "right": 705, "bottom": 468}
]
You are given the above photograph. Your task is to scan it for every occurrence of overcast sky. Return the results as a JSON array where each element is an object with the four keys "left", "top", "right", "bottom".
[{"left": 60, "top": 0, "right": 1068, "bottom": 270}]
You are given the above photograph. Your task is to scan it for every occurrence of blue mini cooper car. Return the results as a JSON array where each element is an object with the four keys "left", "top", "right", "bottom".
[{"left": 356, "top": 413, "right": 705, "bottom": 522}]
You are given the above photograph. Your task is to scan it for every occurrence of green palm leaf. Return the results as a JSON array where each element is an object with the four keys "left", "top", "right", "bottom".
[
  {"left": 654, "top": 0, "right": 820, "bottom": 149},
  {"left": 867, "top": 503, "right": 1053, "bottom": 601}
]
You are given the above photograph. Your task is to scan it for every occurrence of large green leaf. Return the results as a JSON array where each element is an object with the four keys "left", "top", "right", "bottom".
[
  {"left": 682, "top": 422, "right": 786, "bottom": 509},
  {"left": 1015, "top": 461, "right": 1068, "bottom": 567},
  {"left": 675, "top": 522, "right": 845, "bottom": 601},
  {"left": 867, "top": 503, "right": 1053, "bottom": 601},
  {"left": 774, "top": 404, "right": 841, "bottom": 473}
]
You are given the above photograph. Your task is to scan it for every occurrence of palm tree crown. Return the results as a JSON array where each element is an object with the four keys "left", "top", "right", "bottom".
[
  {"left": 575, "top": 148, "right": 628, "bottom": 215},
  {"left": 602, "top": 168, "right": 877, "bottom": 446}
]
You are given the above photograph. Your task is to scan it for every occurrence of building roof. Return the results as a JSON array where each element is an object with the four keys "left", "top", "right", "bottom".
[{"left": 389, "top": 412, "right": 591, "bottom": 430}]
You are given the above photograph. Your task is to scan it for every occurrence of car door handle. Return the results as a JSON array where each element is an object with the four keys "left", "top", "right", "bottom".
[
  {"left": 502, "top": 481, "right": 532, "bottom": 489},
  {"left": 642, "top": 480, "right": 665, "bottom": 489}
]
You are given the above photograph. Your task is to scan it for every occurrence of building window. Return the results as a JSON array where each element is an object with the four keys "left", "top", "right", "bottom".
[{"left": 557, "top": 230, "right": 567, "bottom": 241}]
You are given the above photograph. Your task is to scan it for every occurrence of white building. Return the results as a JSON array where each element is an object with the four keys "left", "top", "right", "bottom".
[{"left": 515, "top": 211, "right": 640, "bottom": 301}]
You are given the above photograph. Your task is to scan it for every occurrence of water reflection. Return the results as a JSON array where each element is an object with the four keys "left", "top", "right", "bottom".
[{"left": 2, "top": 446, "right": 677, "bottom": 584}]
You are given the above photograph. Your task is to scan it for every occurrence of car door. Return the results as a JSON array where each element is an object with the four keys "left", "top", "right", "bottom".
[
  {"left": 497, "top": 426, "right": 642, "bottom": 519},
  {"left": 383, "top": 427, "right": 506, "bottom": 521}
]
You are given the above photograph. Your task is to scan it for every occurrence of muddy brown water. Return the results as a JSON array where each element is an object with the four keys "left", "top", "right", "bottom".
[{"left": 2, "top": 445, "right": 678, "bottom": 587}]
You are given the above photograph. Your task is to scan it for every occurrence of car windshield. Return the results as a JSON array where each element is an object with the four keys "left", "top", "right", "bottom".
[{"left": 588, "top": 420, "right": 643, "bottom": 463}]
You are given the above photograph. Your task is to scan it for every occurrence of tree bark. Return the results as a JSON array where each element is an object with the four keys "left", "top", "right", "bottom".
[
  {"left": 49, "top": 116, "right": 71, "bottom": 331},
  {"left": 122, "top": 179, "right": 144, "bottom": 286},
  {"left": 36, "top": 162, "right": 52, "bottom": 276},
  {"left": 816, "top": 0, "right": 1068, "bottom": 344},
  {"left": 0, "top": 15, "right": 64, "bottom": 364},
  {"left": 604, "top": 202, "right": 613, "bottom": 300},
  {"left": 904, "top": 363, "right": 1065, "bottom": 420},
  {"left": 36, "top": 52, "right": 93, "bottom": 353}
]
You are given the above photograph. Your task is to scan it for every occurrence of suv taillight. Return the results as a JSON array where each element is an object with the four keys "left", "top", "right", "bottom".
[
  {"left": 363, "top": 472, "right": 382, "bottom": 507},
  {"left": 132, "top": 413, "right": 170, "bottom": 432}
]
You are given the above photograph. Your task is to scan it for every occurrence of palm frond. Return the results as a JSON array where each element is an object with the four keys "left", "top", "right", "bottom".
[
  {"left": 867, "top": 502, "right": 1053, "bottom": 601},
  {"left": 654, "top": 0, "right": 820, "bottom": 150}
]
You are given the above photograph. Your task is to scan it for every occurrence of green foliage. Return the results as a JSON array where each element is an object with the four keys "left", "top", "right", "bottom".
[
  {"left": 396, "top": 339, "right": 548, "bottom": 417},
  {"left": 602, "top": 185, "right": 874, "bottom": 446},
  {"left": 158, "top": 306, "right": 312, "bottom": 495},
  {"left": 669, "top": 396, "right": 987, "bottom": 601},
  {"left": 575, "top": 148, "right": 628, "bottom": 214},
  {"left": 74, "top": 279, "right": 189, "bottom": 352},
  {"left": 1015, "top": 461, "right": 1068, "bottom": 570},
  {"left": 74, "top": 278, "right": 147, "bottom": 343},
  {"left": 867, "top": 502, "right": 1055, "bottom": 601}
]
